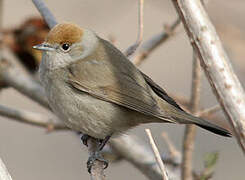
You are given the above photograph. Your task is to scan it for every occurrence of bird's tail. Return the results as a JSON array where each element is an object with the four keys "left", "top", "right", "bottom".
[
  {"left": 178, "top": 112, "right": 231, "bottom": 137},
  {"left": 162, "top": 103, "right": 231, "bottom": 137}
]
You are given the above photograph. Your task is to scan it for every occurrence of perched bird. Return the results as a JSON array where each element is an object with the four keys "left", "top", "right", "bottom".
[{"left": 34, "top": 23, "right": 230, "bottom": 170}]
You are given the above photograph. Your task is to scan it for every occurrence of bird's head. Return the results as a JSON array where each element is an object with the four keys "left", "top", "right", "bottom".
[{"left": 33, "top": 23, "right": 98, "bottom": 69}]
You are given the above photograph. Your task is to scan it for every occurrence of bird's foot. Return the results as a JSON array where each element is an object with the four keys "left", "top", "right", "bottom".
[
  {"left": 81, "top": 134, "right": 90, "bottom": 147},
  {"left": 87, "top": 151, "right": 109, "bottom": 173},
  {"left": 80, "top": 134, "right": 112, "bottom": 173}
]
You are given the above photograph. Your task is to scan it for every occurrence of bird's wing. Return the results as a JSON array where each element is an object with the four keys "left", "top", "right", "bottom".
[
  {"left": 140, "top": 71, "right": 184, "bottom": 111},
  {"left": 66, "top": 38, "right": 172, "bottom": 122},
  {"left": 69, "top": 73, "right": 164, "bottom": 118}
]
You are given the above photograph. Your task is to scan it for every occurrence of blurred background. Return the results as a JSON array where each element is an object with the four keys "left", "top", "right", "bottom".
[{"left": 0, "top": 0, "right": 244, "bottom": 179}]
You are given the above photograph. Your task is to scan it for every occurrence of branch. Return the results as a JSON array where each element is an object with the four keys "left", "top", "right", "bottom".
[
  {"left": 87, "top": 138, "right": 106, "bottom": 180},
  {"left": 182, "top": 52, "right": 201, "bottom": 180},
  {"left": 110, "top": 135, "right": 163, "bottom": 180},
  {"left": 32, "top": 0, "right": 57, "bottom": 28},
  {"left": 124, "top": 0, "right": 144, "bottom": 57},
  {"left": 0, "top": 104, "right": 67, "bottom": 131},
  {"left": 0, "top": 58, "right": 50, "bottom": 109},
  {"left": 145, "top": 129, "right": 169, "bottom": 180},
  {"left": 133, "top": 17, "right": 181, "bottom": 66},
  {"left": 171, "top": 0, "right": 245, "bottom": 153},
  {"left": 190, "top": 52, "right": 202, "bottom": 114},
  {"left": 0, "top": 158, "right": 12, "bottom": 180}
]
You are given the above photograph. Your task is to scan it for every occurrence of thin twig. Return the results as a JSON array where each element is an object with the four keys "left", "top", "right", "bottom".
[
  {"left": 182, "top": 52, "right": 202, "bottom": 180},
  {"left": 198, "top": 105, "right": 221, "bottom": 117},
  {"left": 133, "top": 17, "right": 181, "bottom": 66},
  {"left": 0, "top": 104, "right": 67, "bottom": 131},
  {"left": 0, "top": 158, "right": 12, "bottom": 180},
  {"left": 162, "top": 132, "right": 181, "bottom": 162},
  {"left": 32, "top": 0, "right": 57, "bottom": 28},
  {"left": 145, "top": 129, "right": 169, "bottom": 180},
  {"left": 124, "top": 0, "right": 144, "bottom": 57},
  {"left": 171, "top": 0, "right": 245, "bottom": 154}
]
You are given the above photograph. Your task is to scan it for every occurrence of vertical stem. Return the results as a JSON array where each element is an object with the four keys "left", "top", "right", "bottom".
[
  {"left": 124, "top": 0, "right": 144, "bottom": 57},
  {"left": 182, "top": 52, "right": 202, "bottom": 180},
  {"left": 190, "top": 52, "right": 202, "bottom": 113},
  {"left": 87, "top": 138, "right": 106, "bottom": 180}
]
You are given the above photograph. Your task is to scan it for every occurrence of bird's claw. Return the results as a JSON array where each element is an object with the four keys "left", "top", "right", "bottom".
[
  {"left": 87, "top": 152, "right": 109, "bottom": 173},
  {"left": 81, "top": 134, "right": 90, "bottom": 147}
]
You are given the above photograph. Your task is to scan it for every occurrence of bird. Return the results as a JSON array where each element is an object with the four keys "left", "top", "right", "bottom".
[{"left": 33, "top": 22, "right": 231, "bottom": 171}]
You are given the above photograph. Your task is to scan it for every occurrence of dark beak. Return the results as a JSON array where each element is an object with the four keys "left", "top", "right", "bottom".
[{"left": 33, "top": 43, "right": 55, "bottom": 51}]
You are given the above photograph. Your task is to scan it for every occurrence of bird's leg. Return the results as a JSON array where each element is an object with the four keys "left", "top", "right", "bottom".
[
  {"left": 86, "top": 135, "right": 112, "bottom": 173},
  {"left": 99, "top": 135, "right": 112, "bottom": 151}
]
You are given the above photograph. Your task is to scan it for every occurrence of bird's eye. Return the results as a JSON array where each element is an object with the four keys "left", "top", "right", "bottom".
[{"left": 61, "top": 43, "right": 70, "bottom": 52}]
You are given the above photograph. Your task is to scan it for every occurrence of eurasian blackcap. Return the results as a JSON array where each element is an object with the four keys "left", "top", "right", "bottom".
[{"left": 34, "top": 22, "right": 230, "bottom": 148}]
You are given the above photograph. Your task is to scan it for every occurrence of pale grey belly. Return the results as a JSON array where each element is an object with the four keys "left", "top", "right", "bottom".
[{"left": 45, "top": 81, "right": 145, "bottom": 138}]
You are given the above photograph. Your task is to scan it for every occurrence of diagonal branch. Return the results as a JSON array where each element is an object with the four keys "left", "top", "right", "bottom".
[
  {"left": 145, "top": 129, "right": 169, "bottom": 180},
  {"left": 171, "top": 0, "right": 245, "bottom": 154},
  {"left": 0, "top": 104, "right": 66, "bottom": 130},
  {"left": 133, "top": 17, "right": 181, "bottom": 66},
  {"left": 32, "top": 0, "right": 57, "bottom": 28},
  {"left": 198, "top": 105, "right": 221, "bottom": 117},
  {"left": 0, "top": 58, "right": 50, "bottom": 109}
]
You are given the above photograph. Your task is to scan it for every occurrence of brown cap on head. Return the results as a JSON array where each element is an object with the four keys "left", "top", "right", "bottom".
[{"left": 45, "top": 23, "right": 83, "bottom": 45}]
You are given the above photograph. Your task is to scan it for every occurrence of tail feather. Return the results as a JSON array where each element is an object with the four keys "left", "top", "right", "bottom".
[
  {"left": 170, "top": 108, "right": 231, "bottom": 137},
  {"left": 195, "top": 122, "right": 231, "bottom": 137}
]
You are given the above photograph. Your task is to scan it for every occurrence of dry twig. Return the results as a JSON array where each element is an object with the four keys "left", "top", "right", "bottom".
[
  {"left": 145, "top": 129, "right": 169, "bottom": 180},
  {"left": 198, "top": 105, "right": 221, "bottom": 117},
  {"left": 133, "top": 18, "right": 181, "bottom": 66},
  {"left": 124, "top": 0, "right": 144, "bottom": 57}
]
